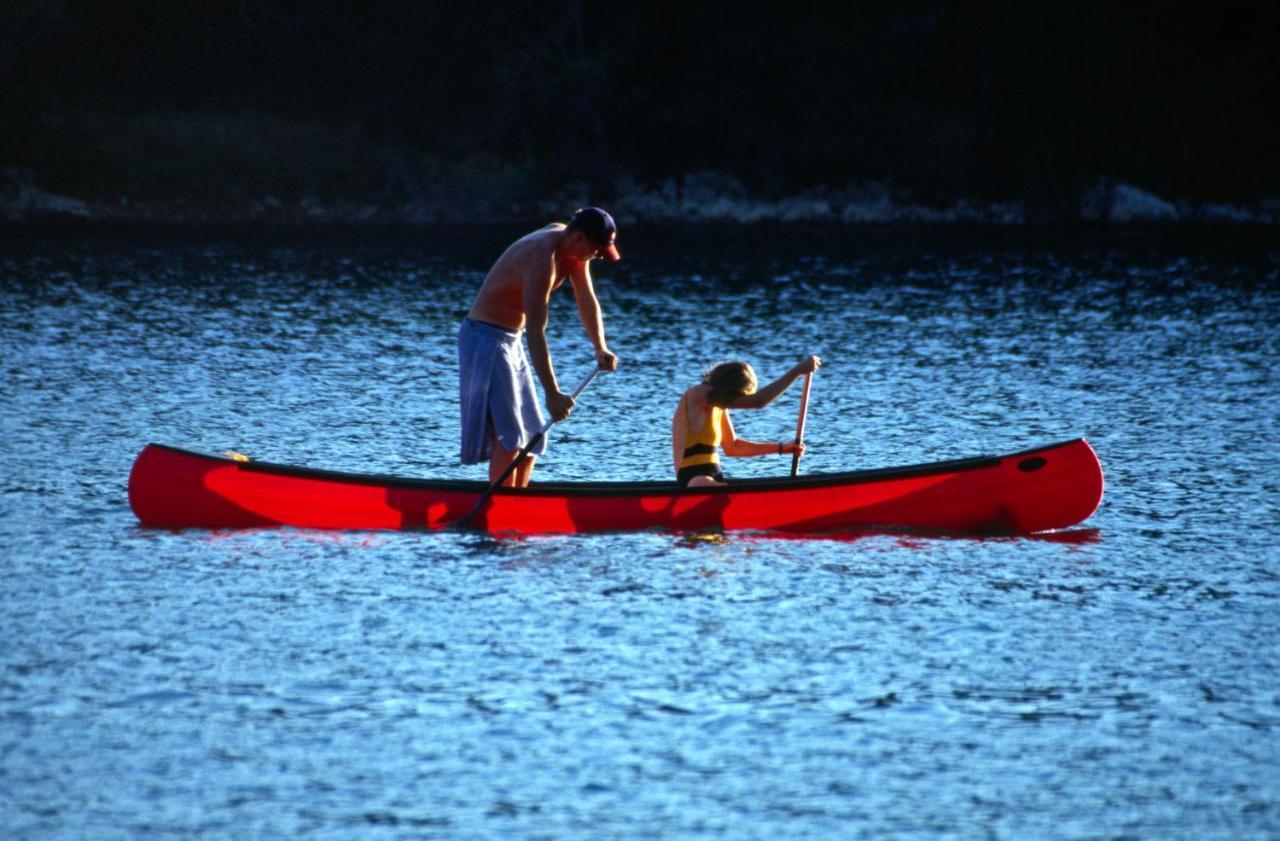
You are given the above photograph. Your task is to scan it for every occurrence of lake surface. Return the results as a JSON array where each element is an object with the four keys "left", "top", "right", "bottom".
[{"left": 2, "top": 224, "right": 1278, "bottom": 839}]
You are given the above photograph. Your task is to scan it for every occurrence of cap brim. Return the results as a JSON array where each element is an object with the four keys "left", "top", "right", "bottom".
[{"left": 602, "top": 243, "right": 621, "bottom": 262}]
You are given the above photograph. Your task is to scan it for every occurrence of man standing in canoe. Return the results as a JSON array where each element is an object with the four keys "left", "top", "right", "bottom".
[{"left": 458, "top": 207, "right": 620, "bottom": 487}]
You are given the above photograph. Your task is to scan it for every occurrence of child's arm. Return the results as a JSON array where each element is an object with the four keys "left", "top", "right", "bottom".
[
  {"left": 719, "top": 411, "right": 804, "bottom": 458},
  {"left": 729, "top": 355, "right": 821, "bottom": 410}
]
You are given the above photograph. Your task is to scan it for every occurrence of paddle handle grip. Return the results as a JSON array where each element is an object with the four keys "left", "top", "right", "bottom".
[{"left": 790, "top": 372, "right": 813, "bottom": 478}]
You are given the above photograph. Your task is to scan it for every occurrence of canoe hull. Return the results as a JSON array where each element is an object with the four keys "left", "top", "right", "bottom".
[{"left": 128, "top": 439, "right": 1103, "bottom": 535}]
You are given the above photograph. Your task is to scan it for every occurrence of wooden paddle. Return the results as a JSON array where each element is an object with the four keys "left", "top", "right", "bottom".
[
  {"left": 790, "top": 371, "right": 813, "bottom": 477},
  {"left": 458, "top": 365, "right": 603, "bottom": 529}
]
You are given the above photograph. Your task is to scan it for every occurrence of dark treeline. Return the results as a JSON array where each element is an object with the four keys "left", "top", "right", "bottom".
[{"left": 3, "top": 0, "right": 1277, "bottom": 219}]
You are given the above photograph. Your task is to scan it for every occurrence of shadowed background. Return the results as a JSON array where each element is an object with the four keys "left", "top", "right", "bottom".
[{"left": 3, "top": 1, "right": 1277, "bottom": 222}]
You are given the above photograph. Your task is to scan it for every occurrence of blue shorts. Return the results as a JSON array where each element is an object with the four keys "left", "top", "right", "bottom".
[{"left": 457, "top": 318, "right": 547, "bottom": 465}]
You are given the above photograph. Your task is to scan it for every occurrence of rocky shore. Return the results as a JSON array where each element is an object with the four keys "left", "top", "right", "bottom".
[{"left": 4, "top": 165, "right": 1275, "bottom": 228}]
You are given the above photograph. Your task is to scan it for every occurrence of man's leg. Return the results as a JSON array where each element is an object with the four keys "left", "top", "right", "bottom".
[{"left": 489, "top": 433, "right": 536, "bottom": 487}]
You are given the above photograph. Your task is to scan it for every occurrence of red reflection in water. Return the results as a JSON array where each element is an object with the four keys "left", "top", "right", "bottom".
[{"left": 731, "top": 527, "right": 1102, "bottom": 546}]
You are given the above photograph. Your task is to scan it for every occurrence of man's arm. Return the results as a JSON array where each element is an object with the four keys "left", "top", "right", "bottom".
[
  {"left": 568, "top": 262, "right": 618, "bottom": 371},
  {"left": 523, "top": 255, "right": 574, "bottom": 420}
]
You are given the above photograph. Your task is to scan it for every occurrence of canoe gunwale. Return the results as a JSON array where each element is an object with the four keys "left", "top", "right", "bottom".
[{"left": 140, "top": 439, "right": 1086, "bottom": 498}]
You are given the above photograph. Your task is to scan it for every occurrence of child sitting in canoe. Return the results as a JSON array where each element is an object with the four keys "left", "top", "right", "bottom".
[{"left": 672, "top": 355, "right": 821, "bottom": 487}]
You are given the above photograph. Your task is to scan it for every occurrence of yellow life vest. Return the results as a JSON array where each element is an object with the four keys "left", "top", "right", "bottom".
[{"left": 678, "top": 404, "right": 723, "bottom": 470}]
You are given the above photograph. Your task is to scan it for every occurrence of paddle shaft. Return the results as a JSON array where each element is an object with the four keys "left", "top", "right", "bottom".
[
  {"left": 459, "top": 366, "right": 602, "bottom": 527},
  {"left": 790, "top": 372, "right": 813, "bottom": 477}
]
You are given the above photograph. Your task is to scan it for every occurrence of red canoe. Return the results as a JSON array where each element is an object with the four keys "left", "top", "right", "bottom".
[{"left": 127, "top": 439, "right": 1103, "bottom": 535}]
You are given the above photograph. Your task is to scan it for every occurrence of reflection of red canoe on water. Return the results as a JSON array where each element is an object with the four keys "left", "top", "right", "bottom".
[{"left": 128, "top": 439, "right": 1103, "bottom": 535}]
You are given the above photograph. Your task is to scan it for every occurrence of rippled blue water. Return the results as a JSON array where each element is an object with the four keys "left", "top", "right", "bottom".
[{"left": 2, "top": 225, "right": 1278, "bottom": 839}]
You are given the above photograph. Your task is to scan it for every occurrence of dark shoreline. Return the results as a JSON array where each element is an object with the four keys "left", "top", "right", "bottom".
[{"left": 7, "top": 216, "right": 1279, "bottom": 269}]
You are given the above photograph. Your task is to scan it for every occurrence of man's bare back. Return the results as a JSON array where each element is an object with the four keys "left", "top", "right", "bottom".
[{"left": 468, "top": 224, "right": 569, "bottom": 330}]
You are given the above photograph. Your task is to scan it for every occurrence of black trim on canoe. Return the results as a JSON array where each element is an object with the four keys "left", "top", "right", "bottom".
[{"left": 143, "top": 439, "right": 1087, "bottom": 498}]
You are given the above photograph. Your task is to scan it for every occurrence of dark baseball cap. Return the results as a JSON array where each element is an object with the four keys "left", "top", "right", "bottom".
[{"left": 568, "top": 207, "right": 620, "bottom": 261}]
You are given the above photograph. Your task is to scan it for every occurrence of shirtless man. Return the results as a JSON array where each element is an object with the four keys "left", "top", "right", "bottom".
[{"left": 458, "top": 207, "right": 620, "bottom": 487}]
